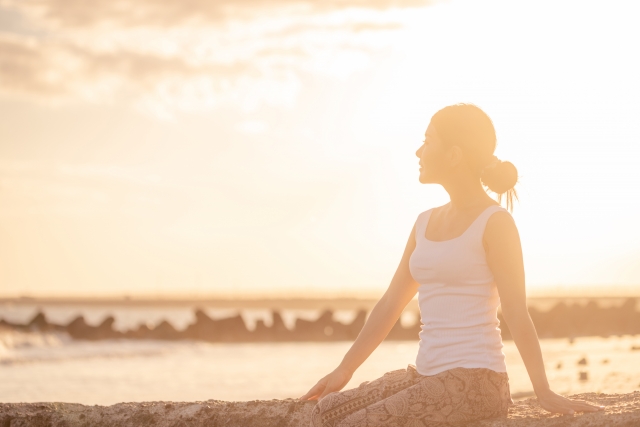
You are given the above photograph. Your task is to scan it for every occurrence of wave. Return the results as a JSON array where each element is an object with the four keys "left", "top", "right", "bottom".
[
  {"left": 0, "top": 328, "right": 192, "bottom": 365},
  {"left": 0, "top": 328, "right": 70, "bottom": 350}
]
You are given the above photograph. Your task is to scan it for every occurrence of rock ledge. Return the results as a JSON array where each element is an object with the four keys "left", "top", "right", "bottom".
[{"left": 1, "top": 391, "right": 639, "bottom": 426}]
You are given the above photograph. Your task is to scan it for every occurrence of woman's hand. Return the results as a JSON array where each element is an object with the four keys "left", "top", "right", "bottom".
[
  {"left": 536, "top": 388, "right": 605, "bottom": 415},
  {"left": 298, "top": 367, "right": 353, "bottom": 401}
]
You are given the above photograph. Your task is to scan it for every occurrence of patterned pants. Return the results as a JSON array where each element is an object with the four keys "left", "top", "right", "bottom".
[{"left": 310, "top": 365, "right": 513, "bottom": 427}]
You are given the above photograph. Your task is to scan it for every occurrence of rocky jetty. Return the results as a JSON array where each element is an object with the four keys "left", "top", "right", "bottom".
[
  {"left": 1, "top": 391, "right": 639, "bottom": 426},
  {"left": 498, "top": 298, "right": 640, "bottom": 340},
  {"left": 1, "top": 298, "right": 639, "bottom": 343}
]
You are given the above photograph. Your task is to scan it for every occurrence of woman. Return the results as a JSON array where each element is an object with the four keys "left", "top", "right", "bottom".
[{"left": 299, "top": 104, "right": 605, "bottom": 426}]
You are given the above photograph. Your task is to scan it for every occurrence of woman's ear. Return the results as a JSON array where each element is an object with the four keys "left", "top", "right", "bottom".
[{"left": 448, "top": 145, "right": 464, "bottom": 168}]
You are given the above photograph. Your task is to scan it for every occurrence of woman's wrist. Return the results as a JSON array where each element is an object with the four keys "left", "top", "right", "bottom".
[
  {"left": 336, "top": 361, "right": 357, "bottom": 376},
  {"left": 533, "top": 384, "right": 552, "bottom": 397}
]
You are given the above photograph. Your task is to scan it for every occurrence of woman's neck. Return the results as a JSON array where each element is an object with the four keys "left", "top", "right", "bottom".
[{"left": 441, "top": 178, "right": 493, "bottom": 212}]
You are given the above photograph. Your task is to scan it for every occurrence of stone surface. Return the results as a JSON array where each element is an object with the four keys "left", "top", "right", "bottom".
[{"left": 1, "top": 391, "right": 639, "bottom": 427}]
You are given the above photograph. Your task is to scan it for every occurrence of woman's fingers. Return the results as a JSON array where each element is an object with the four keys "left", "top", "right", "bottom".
[
  {"left": 299, "top": 369, "right": 352, "bottom": 401},
  {"left": 299, "top": 382, "right": 325, "bottom": 401},
  {"left": 317, "top": 376, "right": 350, "bottom": 400},
  {"left": 541, "top": 394, "right": 604, "bottom": 415},
  {"left": 564, "top": 398, "right": 604, "bottom": 413},
  {"left": 570, "top": 401, "right": 604, "bottom": 412},
  {"left": 547, "top": 403, "right": 577, "bottom": 415},
  {"left": 317, "top": 381, "right": 337, "bottom": 400}
]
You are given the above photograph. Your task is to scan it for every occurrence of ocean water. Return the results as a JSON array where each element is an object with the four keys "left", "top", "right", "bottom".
[{"left": 2, "top": 305, "right": 640, "bottom": 404}]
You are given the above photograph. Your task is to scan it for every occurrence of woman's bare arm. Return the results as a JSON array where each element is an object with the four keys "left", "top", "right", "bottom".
[
  {"left": 484, "top": 212, "right": 603, "bottom": 414},
  {"left": 299, "top": 223, "right": 420, "bottom": 401}
]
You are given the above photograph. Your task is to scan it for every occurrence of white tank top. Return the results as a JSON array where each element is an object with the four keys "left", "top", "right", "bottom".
[{"left": 409, "top": 204, "right": 508, "bottom": 376}]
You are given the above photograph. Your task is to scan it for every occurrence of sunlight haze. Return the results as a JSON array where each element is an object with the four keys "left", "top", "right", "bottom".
[{"left": 0, "top": 0, "right": 639, "bottom": 298}]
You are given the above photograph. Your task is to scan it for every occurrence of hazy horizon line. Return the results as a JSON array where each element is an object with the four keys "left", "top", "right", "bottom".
[{"left": 2, "top": 284, "right": 640, "bottom": 302}]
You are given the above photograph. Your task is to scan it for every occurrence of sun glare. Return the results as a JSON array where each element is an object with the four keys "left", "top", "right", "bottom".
[{"left": 0, "top": 0, "right": 639, "bottom": 298}]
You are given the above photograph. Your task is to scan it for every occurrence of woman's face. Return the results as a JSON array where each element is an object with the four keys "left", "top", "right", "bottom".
[{"left": 416, "top": 122, "right": 448, "bottom": 184}]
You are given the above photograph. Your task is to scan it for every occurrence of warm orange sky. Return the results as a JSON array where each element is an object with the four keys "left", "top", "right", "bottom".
[{"left": 1, "top": 0, "right": 639, "bottom": 298}]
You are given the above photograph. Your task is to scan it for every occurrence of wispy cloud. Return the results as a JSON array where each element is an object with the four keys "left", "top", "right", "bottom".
[
  {"left": 0, "top": 31, "right": 301, "bottom": 116},
  {"left": 0, "top": 0, "right": 427, "bottom": 118},
  {"left": 2, "top": 0, "right": 431, "bottom": 28}
]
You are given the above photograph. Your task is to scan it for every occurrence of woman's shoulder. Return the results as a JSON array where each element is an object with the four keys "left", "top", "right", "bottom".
[
  {"left": 417, "top": 203, "right": 448, "bottom": 217},
  {"left": 485, "top": 203, "right": 514, "bottom": 219},
  {"left": 414, "top": 205, "right": 440, "bottom": 223},
  {"left": 484, "top": 205, "right": 518, "bottom": 238}
]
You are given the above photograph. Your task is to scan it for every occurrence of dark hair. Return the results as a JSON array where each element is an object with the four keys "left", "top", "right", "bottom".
[{"left": 430, "top": 103, "right": 519, "bottom": 211}]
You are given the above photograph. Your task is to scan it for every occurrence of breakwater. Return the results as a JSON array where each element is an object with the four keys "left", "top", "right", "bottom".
[{"left": 1, "top": 298, "right": 639, "bottom": 342}]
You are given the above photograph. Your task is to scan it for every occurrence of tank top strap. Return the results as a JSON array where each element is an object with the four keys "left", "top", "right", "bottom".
[
  {"left": 466, "top": 204, "right": 509, "bottom": 241},
  {"left": 414, "top": 209, "right": 434, "bottom": 241}
]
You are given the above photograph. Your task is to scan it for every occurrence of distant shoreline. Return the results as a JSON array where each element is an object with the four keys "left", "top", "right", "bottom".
[{"left": 1, "top": 295, "right": 638, "bottom": 311}]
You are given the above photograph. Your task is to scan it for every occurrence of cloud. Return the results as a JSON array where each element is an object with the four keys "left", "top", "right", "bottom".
[
  {"left": 2, "top": 0, "right": 431, "bottom": 28},
  {"left": 0, "top": 32, "right": 300, "bottom": 115},
  {"left": 0, "top": 34, "right": 202, "bottom": 99},
  {"left": 0, "top": 0, "right": 427, "bottom": 117}
]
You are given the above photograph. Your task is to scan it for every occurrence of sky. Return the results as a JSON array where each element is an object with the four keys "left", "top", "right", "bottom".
[{"left": 0, "top": 0, "right": 639, "bottom": 298}]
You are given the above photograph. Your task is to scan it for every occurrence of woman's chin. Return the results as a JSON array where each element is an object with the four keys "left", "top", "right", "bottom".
[{"left": 418, "top": 173, "right": 438, "bottom": 185}]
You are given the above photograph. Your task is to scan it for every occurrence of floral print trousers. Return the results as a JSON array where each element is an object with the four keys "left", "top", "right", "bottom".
[{"left": 310, "top": 365, "right": 513, "bottom": 427}]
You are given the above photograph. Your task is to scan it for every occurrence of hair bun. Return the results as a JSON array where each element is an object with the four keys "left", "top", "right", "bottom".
[{"left": 481, "top": 161, "right": 518, "bottom": 194}]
